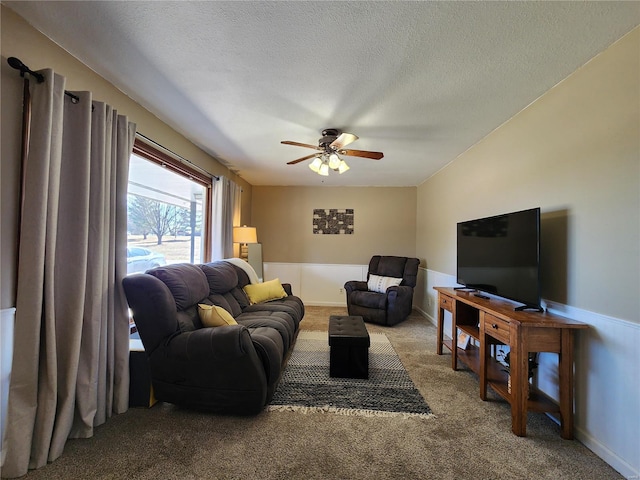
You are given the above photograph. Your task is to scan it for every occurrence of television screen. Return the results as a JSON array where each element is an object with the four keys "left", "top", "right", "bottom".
[{"left": 456, "top": 207, "right": 541, "bottom": 310}]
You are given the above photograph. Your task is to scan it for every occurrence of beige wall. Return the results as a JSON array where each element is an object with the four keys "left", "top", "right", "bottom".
[
  {"left": 4, "top": 4, "right": 637, "bottom": 323},
  {"left": 252, "top": 186, "right": 417, "bottom": 265},
  {"left": 0, "top": 6, "right": 252, "bottom": 308},
  {"left": 417, "top": 27, "right": 640, "bottom": 323}
]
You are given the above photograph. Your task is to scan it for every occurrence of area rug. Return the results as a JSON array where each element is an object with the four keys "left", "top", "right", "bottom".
[{"left": 267, "top": 330, "right": 434, "bottom": 418}]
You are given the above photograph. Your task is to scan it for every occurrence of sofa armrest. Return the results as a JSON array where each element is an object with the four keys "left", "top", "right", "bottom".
[
  {"left": 153, "top": 326, "right": 268, "bottom": 391},
  {"left": 167, "top": 324, "right": 254, "bottom": 360},
  {"left": 146, "top": 325, "right": 270, "bottom": 413},
  {"left": 123, "top": 274, "right": 179, "bottom": 354}
]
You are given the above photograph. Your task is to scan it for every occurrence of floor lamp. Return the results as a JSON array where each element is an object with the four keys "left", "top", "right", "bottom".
[{"left": 233, "top": 226, "right": 257, "bottom": 261}]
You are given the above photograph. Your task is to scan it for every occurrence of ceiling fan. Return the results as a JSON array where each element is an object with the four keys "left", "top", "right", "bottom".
[{"left": 282, "top": 128, "right": 384, "bottom": 175}]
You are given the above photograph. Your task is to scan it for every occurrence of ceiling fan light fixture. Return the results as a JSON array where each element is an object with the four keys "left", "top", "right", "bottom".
[
  {"left": 328, "top": 153, "right": 341, "bottom": 169},
  {"left": 283, "top": 129, "right": 382, "bottom": 175},
  {"left": 318, "top": 162, "right": 329, "bottom": 176},
  {"left": 338, "top": 160, "right": 350, "bottom": 174},
  {"left": 309, "top": 157, "right": 323, "bottom": 173}
]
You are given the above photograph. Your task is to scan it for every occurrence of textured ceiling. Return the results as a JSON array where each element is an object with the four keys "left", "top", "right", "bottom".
[{"left": 5, "top": 1, "right": 639, "bottom": 186}]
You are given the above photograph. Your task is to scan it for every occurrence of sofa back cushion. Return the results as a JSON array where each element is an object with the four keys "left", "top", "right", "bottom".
[
  {"left": 147, "top": 263, "right": 209, "bottom": 331},
  {"left": 231, "top": 264, "right": 251, "bottom": 288},
  {"left": 201, "top": 261, "right": 238, "bottom": 292},
  {"left": 200, "top": 262, "right": 249, "bottom": 317},
  {"left": 206, "top": 293, "right": 240, "bottom": 317},
  {"left": 225, "top": 263, "right": 252, "bottom": 310}
]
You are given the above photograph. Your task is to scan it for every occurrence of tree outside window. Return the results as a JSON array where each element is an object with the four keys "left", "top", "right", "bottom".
[{"left": 127, "top": 144, "right": 209, "bottom": 272}]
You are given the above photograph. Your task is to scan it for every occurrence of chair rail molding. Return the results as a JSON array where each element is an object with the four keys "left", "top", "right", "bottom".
[{"left": 263, "top": 262, "right": 367, "bottom": 307}]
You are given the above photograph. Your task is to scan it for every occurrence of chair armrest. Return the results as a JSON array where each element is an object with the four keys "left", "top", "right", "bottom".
[
  {"left": 344, "top": 280, "right": 368, "bottom": 295},
  {"left": 385, "top": 285, "right": 415, "bottom": 326}
]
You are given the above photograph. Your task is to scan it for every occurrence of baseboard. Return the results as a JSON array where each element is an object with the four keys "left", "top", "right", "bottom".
[
  {"left": 574, "top": 428, "right": 639, "bottom": 480},
  {"left": 304, "top": 301, "right": 347, "bottom": 308},
  {"left": 413, "top": 305, "right": 436, "bottom": 327}
]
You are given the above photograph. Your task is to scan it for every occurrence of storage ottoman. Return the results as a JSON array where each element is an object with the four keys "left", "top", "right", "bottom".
[{"left": 328, "top": 315, "right": 370, "bottom": 379}]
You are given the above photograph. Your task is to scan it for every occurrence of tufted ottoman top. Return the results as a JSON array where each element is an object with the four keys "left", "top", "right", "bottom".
[{"left": 328, "top": 315, "right": 370, "bottom": 347}]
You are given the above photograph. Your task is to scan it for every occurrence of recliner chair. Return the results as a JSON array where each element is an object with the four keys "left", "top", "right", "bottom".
[{"left": 344, "top": 255, "right": 420, "bottom": 326}]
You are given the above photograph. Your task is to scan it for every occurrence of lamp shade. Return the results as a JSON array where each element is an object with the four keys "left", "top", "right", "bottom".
[
  {"left": 309, "top": 157, "right": 323, "bottom": 173},
  {"left": 318, "top": 163, "right": 329, "bottom": 176},
  {"left": 233, "top": 226, "right": 257, "bottom": 244},
  {"left": 328, "top": 153, "right": 341, "bottom": 169}
]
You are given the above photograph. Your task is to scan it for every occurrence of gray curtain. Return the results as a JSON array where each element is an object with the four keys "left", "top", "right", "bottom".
[
  {"left": 2, "top": 70, "right": 136, "bottom": 478},
  {"left": 210, "top": 176, "right": 241, "bottom": 260}
]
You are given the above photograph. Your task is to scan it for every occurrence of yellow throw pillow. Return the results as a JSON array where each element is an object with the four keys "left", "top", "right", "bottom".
[
  {"left": 198, "top": 304, "right": 237, "bottom": 327},
  {"left": 243, "top": 278, "right": 287, "bottom": 305}
]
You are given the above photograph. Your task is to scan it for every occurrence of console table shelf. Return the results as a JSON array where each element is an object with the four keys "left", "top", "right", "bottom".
[
  {"left": 434, "top": 287, "right": 587, "bottom": 439},
  {"left": 457, "top": 324, "right": 479, "bottom": 340},
  {"left": 484, "top": 359, "right": 559, "bottom": 414},
  {"left": 453, "top": 343, "right": 481, "bottom": 374}
]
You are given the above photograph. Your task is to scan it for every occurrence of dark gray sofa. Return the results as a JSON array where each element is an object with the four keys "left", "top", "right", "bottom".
[{"left": 122, "top": 260, "right": 304, "bottom": 414}]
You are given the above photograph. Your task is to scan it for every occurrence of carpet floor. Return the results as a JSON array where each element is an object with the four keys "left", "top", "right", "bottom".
[{"left": 12, "top": 306, "right": 623, "bottom": 480}]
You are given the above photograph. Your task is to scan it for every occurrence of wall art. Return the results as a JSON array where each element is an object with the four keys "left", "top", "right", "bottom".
[{"left": 313, "top": 209, "right": 354, "bottom": 234}]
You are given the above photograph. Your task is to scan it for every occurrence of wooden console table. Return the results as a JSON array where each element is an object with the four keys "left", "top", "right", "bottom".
[{"left": 434, "top": 287, "right": 587, "bottom": 439}]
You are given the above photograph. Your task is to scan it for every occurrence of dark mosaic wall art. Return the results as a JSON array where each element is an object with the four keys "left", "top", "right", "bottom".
[{"left": 313, "top": 209, "right": 354, "bottom": 234}]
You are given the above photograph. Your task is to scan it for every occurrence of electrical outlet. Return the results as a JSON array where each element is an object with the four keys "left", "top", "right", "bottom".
[{"left": 339, "top": 288, "right": 344, "bottom": 294}]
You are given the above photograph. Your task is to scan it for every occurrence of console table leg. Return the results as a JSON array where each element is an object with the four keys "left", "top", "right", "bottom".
[
  {"left": 510, "top": 333, "right": 528, "bottom": 437},
  {"left": 479, "top": 318, "right": 488, "bottom": 401},
  {"left": 436, "top": 307, "right": 444, "bottom": 355},
  {"left": 559, "top": 330, "right": 575, "bottom": 440},
  {"left": 451, "top": 304, "right": 458, "bottom": 371}
]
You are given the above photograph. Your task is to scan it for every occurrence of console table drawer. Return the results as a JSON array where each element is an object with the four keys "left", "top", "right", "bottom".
[
  {"left": 484, "top": 314, "right": 510, "bottom": 344},
  {"left": 440, "top": 295, "right": 454, "bottom": 311}
]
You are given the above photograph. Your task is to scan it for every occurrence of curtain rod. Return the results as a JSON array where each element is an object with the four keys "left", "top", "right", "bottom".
[
  {"left": 7, "top": 57, "right": 224, "bottom": 183},
  {"left": 135, "top": 132, "right": 220, "bottom": 181},
  {"left": 8, "top": 57, "right": 80, "bottom": 104}
]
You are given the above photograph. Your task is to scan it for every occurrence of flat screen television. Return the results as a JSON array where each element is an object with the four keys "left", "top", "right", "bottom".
[{"left": 456, "top": 207, "right": 542, "bottom": 311}]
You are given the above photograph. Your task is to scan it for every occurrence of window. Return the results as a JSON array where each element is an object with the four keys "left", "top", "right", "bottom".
[{"left": 127, "top": 139, "right": 212, "bottom": 274}]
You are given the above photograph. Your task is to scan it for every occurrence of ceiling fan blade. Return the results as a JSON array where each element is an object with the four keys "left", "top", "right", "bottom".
[
  {"left": 281, "top": 140, "right": 322, "bottom": 151},
  {"left": 339, "top": 149, "right": 384, "bottom": 160},
  {"left": 286, "top": 153, "right": 321, "bottom": 165},
  {"left": 330, "top": 132, "right": 358, "bottom": 149}
]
